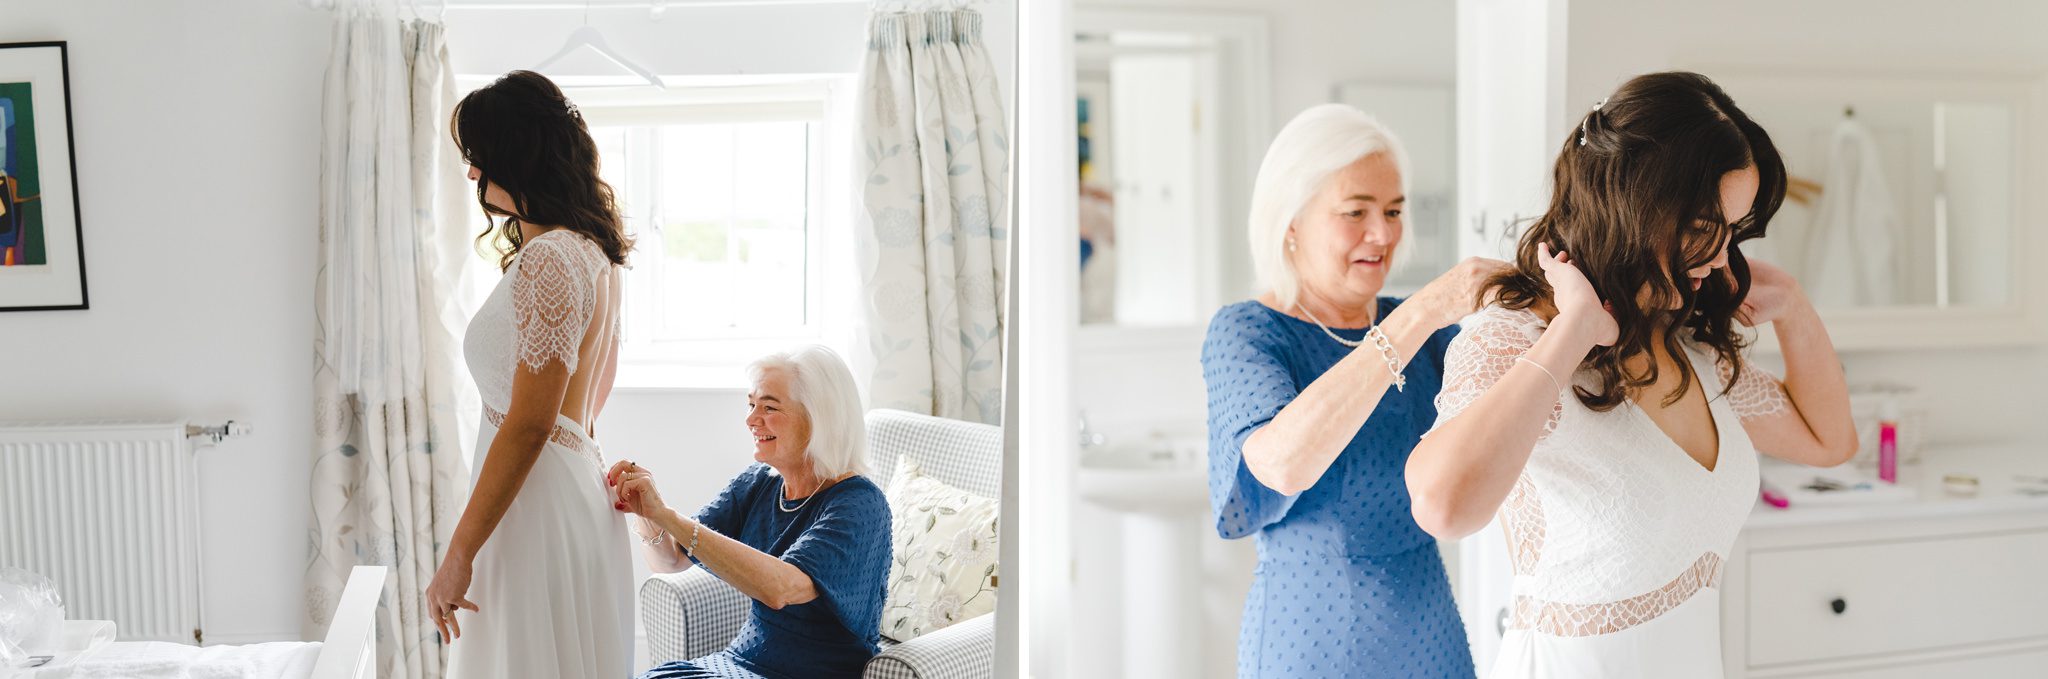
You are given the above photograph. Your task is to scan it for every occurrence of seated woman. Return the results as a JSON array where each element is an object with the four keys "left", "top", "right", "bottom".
[{"left": 610, "top": 345, "right": 892, "bottom": 679}]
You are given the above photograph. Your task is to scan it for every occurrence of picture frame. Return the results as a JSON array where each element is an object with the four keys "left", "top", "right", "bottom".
[{"left": 0, "top": 41, "right": 87, "bottom": 312}]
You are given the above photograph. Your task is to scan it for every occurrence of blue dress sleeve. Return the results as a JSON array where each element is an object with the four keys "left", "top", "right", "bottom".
[
  {"left": 694, "top": 464, "right": 766, "bottom": 539},
  {"left": 1201, "top": 305, "right": 1302, "bottom": 539},
  {"left": 782, "top": 482, "right": 893, "bottom": 646}
]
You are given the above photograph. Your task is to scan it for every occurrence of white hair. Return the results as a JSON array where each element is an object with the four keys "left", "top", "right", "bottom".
[
  {"left": 1247, "top": 103, "right": 1416, "bottom": 309},
  {"left": 747, "top": 345, "right": 869, "bottom": 480}
]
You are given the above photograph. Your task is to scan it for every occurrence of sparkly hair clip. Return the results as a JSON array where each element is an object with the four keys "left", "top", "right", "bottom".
[
  {"left": 1578, "top": 98, "right": 1607, "bottom": 147},
  {"left": 565, "top": 100, "right": 582, "bottom": 120}
]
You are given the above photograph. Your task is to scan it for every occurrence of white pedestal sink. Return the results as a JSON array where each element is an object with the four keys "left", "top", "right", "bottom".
[{"left": 1077, "top": 445, "right": 1210, "bottom": 679}]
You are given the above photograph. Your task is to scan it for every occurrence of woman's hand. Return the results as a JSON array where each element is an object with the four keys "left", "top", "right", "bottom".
[
  {"left": 424, "top": 556, "right": 479, "bottom": 641},
  {"left": 607, "top": 460, "right": 668, "bottom": 518},
  {"left": 1408, "top": 256, "right": 1512, "bottom": 328},
  {"left": 1538, "top": 243, "right": 1618, "bottom": 347},
  {"left": 1734, "top": 257, "right": 1809, "bottom": 327}
]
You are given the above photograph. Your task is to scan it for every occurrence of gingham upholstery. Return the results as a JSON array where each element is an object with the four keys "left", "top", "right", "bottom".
[
  {"left": 642, "top": 567, "right": 751, "bottom": 663},
  {"left": 637, "top": 408, "right": 1003, "bottom": 678},
  {"left": 865, "top": 613, "right": 996, "bottom": 679},
  {"left": 865, "top": 409, "right": 1004, "bottom": 499}
]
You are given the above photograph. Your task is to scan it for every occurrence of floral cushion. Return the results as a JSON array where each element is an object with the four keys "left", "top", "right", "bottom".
[{"left": 880, "top": 455, "right": 1000, "bottom": 643}]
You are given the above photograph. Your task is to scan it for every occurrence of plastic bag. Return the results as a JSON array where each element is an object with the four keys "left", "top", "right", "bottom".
[{"left": 0, "top": 567, "right": 64, "bottom": 669}]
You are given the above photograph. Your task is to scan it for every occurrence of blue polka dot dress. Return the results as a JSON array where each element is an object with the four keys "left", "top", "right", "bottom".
[{"left": 1202, "top": 298, "right": 1475, "bottom": 679}]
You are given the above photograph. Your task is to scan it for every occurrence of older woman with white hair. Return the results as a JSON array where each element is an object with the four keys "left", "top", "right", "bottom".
[
  {"left": 1201, "top": 104, "right": 1507, "bottom": 678},
  {"left": 610, "top": 345, "right": 891, "bottom": 679}
]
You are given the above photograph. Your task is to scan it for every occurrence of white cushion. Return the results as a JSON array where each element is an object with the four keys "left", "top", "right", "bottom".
[{"left": 881, "top": 456, "right": 1000, "bottom": 643}]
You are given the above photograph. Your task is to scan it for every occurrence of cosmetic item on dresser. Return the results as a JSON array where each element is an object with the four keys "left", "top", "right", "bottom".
[
  {"left": 1758, "top": 461, "right": 1916, "bottom": 508},
  {"left": 1877, "top": 399, "right": 1899, "bottom": 484},
  {"left": 1942, "top": 474, "right": 1981, "bottom": 497},
  {"left": 1848, "top": 384, "right": 1923, "bottom": 467}
]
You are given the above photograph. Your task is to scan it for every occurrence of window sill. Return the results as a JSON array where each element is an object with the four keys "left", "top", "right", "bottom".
[{"left": 610, "top": 361, "right": 753, "bottom": 393}]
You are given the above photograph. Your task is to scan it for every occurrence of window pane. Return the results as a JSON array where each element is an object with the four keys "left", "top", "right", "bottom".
[{"left": 656, "top": 121, "right": 810, "bottom": 337}]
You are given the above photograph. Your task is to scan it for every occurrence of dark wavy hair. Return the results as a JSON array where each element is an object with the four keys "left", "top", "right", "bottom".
[
  {"left": 1485, "top": 71, "right": 1787, "bottom": 410},
  {"left": 451, "top": 70, "right": 631, "bottom": 271}
]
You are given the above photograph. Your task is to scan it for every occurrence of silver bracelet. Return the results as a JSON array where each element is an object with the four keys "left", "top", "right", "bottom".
[
  {"left": 636, "top": 518, "right": 666, "bottom": 546},
  {"left": 685, "top": 521, "right": 701, "bottom": 558},
  {"left": 1364, "top": 326, "right": 1406, "bottom": 392},
  {"left": 1516, "top": 355, "right": 1564, "bottom": 393}
]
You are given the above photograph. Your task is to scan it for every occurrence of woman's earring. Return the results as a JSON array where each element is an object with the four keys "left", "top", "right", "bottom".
[{"left": 1286, "top": 238, "right": 1297, "bottom": 253}]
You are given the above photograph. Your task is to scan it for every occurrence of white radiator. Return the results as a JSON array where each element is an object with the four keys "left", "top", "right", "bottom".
[{"left": 0, "top": 420, "right": 213, "bottom": 643}]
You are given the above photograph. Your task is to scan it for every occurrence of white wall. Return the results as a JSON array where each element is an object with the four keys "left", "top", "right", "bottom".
[
  {"left": 0, "top": 0, "right": 330, "bottom": 643},
  {"left": 1064, "top": 1, "right": 1456, "bottom": 675}
]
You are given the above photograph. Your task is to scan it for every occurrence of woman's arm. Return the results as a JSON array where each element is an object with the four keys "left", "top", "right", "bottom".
[
  {"left": 630, "top": 514, "right": 691, "bottom": 574},
  {"left": 424, "top": 360, "right": 574, "bottom": 640},
  {"left": 1406, "top": 314, "right": 1602, "bottom": 539},
  {"left": 614, "top": 467, "right": 821, "bottom": 609},
  {"left": 1244, "top": 258, "right": 1504, "bottom": 495},
  {"left": 445, "top": 364, "right": 573, "bottom": 565},
  {"left": 1407, "top": 246, "right": 1615, "bottom": 540},
  {"left": 647, "top": 506, "right": 818, "bottom": 610},
  {"left": 1728, "top": 261, "right": 1858, "bottom": 466}
]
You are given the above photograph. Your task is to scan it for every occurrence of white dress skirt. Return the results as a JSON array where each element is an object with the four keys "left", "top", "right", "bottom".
[{"left": 446, "top": 230, "right": 632, "bottom": 679}]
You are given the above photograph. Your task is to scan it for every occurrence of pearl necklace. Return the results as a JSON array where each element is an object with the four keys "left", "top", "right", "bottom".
[
  {"left": 1295, "top": 303, "right": 1370, "bottom": 348},
  {"left": 777, "top": 478, "right": 817, "bottom": 513}
]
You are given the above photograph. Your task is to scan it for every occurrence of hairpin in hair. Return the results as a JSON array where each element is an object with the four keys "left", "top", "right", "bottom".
[
  {"left": 1578, "top": 97, "right": 1608, "bottom": 147},
  {"left": 565, "top": 100, "right": 582, "bottom": 120}
]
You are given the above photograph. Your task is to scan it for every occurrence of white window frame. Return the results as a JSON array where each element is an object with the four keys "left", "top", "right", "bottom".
[{"left": 574, "top": 79, "right": 859, "bottom": 390}]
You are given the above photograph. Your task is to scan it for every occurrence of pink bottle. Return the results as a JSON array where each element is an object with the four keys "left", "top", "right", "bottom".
[{"left": 1877, "top": 400, "right": 1899, "bottom": 484}]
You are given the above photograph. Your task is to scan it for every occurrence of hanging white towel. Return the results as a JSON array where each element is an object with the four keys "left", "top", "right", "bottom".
[{"left": 1801, "top": 119, "right": 1904, "bottom": 307}]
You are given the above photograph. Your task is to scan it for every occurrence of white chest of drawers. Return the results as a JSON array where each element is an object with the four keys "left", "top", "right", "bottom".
[{"left": 1723, "top": 447, "right": 2048, "bottom": 677}]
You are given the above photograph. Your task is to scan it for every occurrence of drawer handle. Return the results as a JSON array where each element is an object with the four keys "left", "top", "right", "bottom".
[{"left": 1830, "top": 597, "right": 1847, "bottom": 615}]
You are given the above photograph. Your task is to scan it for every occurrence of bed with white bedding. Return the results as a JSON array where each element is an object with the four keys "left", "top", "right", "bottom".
[{"left": 13, "top": 566, "right": 383, "bottom": 679}]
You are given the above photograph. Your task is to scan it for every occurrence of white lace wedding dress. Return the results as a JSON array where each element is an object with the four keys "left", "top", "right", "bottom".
[
  {"left": 1435, "top": 306, "right": 1789, "bottom": 679},
  {"left": 447, "top": 229, "right": 632, "bottom": 678}
]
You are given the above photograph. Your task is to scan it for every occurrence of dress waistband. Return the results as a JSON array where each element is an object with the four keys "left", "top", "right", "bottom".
[{"left": 483, "top": 406, "right": 604, "bottom": 468}]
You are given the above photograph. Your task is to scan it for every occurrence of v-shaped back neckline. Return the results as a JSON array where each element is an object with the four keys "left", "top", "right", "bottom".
[{"left": 1623, "top": 348, "right": 1727, "bottom": 473}]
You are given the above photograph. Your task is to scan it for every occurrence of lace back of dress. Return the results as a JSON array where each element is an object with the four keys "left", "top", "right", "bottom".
[{"left": 511, "top": 231, "right": 615, "bottom": 376}]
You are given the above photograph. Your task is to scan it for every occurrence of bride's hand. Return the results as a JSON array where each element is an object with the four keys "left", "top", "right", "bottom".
[
  {"left": 1538, "top": 243, "right": 1618, "bottom": 347},
  {"left": 1734, "top": 257, "right": 1808, "bottom": 327},
  {"left": 424, "top": 556, "right": 479, "bottom": 642}
]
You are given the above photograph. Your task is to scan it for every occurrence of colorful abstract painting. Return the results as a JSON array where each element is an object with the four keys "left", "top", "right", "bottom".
[{"left": 1, "top": 81, "right": 46, "bottom": 267}]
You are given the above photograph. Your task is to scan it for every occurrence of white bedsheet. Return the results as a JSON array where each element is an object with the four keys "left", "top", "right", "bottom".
[{"left": 45, "top": 641, "right": 321, "bottom": 679}]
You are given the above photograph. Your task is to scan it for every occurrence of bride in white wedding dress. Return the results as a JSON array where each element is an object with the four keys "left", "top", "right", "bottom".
[
  {"left": 424, "top": 71, "right": 635, "bottom": 679},
  {"left": 1406, "top": 72, "right": 1860, "bottom": 679}
]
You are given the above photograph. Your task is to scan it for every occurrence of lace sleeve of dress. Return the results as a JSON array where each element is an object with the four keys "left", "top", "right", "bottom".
[
  {"left": 1433, "top": 308, "right": 1563, "bottom": 439},
  {"left": 512, "top": 235, "right": 599, "bottom": 375},
  {"left": 1717, "top": 356, "right": 1792, "bottom": 420}
]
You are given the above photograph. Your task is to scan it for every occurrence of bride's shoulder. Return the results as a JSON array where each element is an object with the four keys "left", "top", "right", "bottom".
[
  {"left": 1463, "top": 304, "right": 1548, "bottom": 336},
  {"left": 516, "top": 230, "right": 609, "bottom": 279}
]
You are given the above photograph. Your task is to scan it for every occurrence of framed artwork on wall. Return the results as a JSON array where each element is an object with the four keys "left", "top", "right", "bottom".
[{"left": 0, "top": 41, "right": 86, "bottom": 312}]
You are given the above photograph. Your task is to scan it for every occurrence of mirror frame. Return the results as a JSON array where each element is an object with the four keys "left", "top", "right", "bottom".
[
  {"left": 1073, "top": 7, "right": 1271, "bottom": 347},
  {"left": 1699, "top": 69, "right": 2048, "bottom": 352}
]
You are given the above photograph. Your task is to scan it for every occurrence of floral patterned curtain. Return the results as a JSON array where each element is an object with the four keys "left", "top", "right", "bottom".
[
  {"left": 305, "top": 10, "right": 476, "bottom": 678},
  {"left": 856, "top": 8, "right": 1011, "bottom": 425}
]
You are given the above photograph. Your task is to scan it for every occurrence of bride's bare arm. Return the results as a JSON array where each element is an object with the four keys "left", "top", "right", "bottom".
[
  {"left": 1726, "top": 261, "right": 1857, "bottom": 466},
  {"left": 447, "top": 363, "right": 575, "bottom": 565}
]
